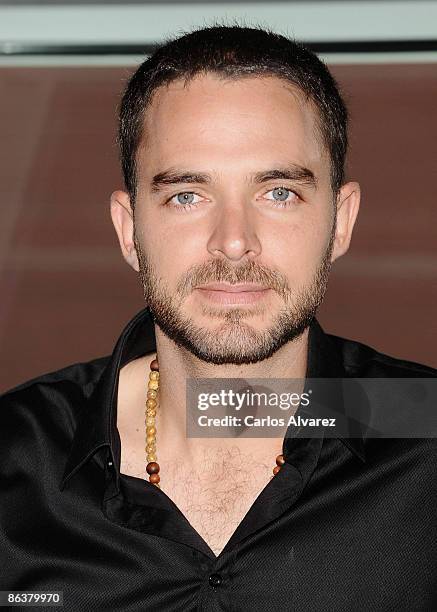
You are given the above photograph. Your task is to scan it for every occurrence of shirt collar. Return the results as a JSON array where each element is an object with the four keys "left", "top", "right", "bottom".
[{"left": 60, "top": 307, "right": 365, "bottom": 491}]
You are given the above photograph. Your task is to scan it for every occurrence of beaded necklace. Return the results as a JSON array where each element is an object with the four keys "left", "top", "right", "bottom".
[{"left": 145, "top": 357, "right": 285, "bottom": 488}]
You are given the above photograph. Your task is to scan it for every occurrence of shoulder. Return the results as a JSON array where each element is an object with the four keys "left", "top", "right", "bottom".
[
  {"left": 326, "top": 332, "right": 437, "bottom": 378},
  {"left": 1, "top": 356, "right": 110, "bottom": 400},
  {"left": 0, "top": 357, "right": 110, "bottom": 442},
  {"left": 325, "top": 333, "right": 437, "bottom": 463}
]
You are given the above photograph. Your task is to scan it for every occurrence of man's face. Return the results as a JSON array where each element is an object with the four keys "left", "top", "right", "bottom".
[{"left": 113, "top": 73, "right": 358, "bottom": 365}]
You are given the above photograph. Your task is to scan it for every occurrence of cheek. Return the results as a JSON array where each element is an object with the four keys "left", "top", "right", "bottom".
[
  {"left": 268, "top": 221, "right": 328, "bottom": 282},
  {"left": 142, "top": 224, "right": 204, "bottom": 283}
]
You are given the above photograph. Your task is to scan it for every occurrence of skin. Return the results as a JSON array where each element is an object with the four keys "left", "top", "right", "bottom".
[{"left": 110, "top": 73, "right": 360, "bottom": 475}]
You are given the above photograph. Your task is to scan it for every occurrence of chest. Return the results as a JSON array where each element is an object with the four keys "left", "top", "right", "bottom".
[
  {"left": 168, "top": 466, "right": 274, "bottom": 556},
  {"left": 120, "top": 455, "right": 274, "bottom": 556}
]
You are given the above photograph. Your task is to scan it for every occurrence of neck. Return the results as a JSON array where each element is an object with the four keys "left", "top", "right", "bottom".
[
  {"left": 117, "top": 324, "right": 310, "bottom": 476},
  {"left": 153, "top": 324, "right": 309, "bottom": 464}
]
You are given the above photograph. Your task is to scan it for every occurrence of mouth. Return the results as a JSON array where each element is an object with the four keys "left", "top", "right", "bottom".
[
  {"left": 196, "top": 283, "right": 269, "bottom": 292},
  {"left": 194, "top": 283, "right": 271, "bottom": 305}
]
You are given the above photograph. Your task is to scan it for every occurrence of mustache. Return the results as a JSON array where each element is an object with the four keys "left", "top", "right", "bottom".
[{"left": 176, "top": 259, "right": 290, "bottom": 299}]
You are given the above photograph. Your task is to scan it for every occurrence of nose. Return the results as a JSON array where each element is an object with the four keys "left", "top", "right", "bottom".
[{"left": 206, "top": 200, "right": 262, "bottom": 262}]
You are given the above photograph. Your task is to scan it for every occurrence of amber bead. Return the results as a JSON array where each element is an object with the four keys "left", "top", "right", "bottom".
[
  {"left": 149, "top": 473, "right": 160, "bottom": 485},
  {"left": 276, "top": 454, "right": 285, "bottom": 467},
  {"left": 150, "top": 359, "right": 159, "bottom": 371},
  {"left": 146, "top": 461, "right": 160, "bottom": 475},
  {"left": 273, "top": 465, "right": 281, "bottom": 475}
]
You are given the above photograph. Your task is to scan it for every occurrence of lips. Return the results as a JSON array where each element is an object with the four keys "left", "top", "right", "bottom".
[
  {"left": 195, "top": 283, "right": 268, "bottom": 292},
  {"left": 194, "top": 283, "right": 271, "bottom": 305}
]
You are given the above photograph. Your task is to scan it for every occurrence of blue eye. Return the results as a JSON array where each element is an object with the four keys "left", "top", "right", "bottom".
[
  {"left": 263, "top": 186, "right": 299, "bottom": 206},
  {"left": 175, "top": 192, "right": 196, "bottom": 205},
  {"left": 271, "top": 187, "right": 290, "bottom": 201},
  {"left": 166, "top": 192, "right": 203, "bottom": 209}
]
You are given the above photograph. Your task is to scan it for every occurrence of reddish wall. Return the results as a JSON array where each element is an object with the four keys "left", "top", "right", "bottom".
[{"left": 0, "top": 63, "right": 435, "bottom": 392}]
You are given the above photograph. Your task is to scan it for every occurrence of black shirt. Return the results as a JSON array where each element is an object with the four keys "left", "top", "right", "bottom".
[{"left": 1, "top": 307, "right": 436, "bottom": 612}]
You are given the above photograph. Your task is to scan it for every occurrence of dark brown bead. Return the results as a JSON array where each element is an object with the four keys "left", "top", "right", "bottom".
[
  {"left": 150, "top": 358, "right": 159, "bottom": 371},
  {"left": 273, "top": 465, "right": 281, "bottom": 475},
  {"left": 149, "top": 473, "right": 160, "bottom": 484},
  {"left": 146, "top": 461, "right": 160, "bottom": 475},
  {"left": 276, "top": 454, "right": 285, "bottom": 467}
]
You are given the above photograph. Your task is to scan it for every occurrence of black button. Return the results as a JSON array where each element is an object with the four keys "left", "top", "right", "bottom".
[{"left": 208, "top": 573, "right": 222, "bottom": 588}]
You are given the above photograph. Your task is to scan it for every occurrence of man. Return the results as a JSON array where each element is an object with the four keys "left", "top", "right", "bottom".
[{"left": 1, "top": 25, "right": 436, "bottom": 612}]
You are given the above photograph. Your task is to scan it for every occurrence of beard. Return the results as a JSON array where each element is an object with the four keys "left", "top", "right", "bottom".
[{"left": 133, "top": 220, "right": 335, "bottom": 366}]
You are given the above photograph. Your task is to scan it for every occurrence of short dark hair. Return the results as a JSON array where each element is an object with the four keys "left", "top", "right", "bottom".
[{"left": 118, "top": 25, "right": 348, "bottom": 206}]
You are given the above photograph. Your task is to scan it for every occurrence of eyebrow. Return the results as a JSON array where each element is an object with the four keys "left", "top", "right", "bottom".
[
  {"left": 150, "top": 164, "right": 317, "bottom": 192},
  {"left": 151, "top": 170, "right": 211, "bottom": 192},
  {"left": 253, "top": 166, "right": 317, "bottom": 189}
]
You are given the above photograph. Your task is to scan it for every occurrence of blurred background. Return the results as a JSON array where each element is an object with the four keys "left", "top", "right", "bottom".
[{"left": 0, "top": 0, "right": 436, "bottom": 392}]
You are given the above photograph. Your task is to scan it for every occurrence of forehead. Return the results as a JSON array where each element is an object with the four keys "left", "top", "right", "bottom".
[{"left": 139, "top": 73, "right": 326, "bottom": 175}]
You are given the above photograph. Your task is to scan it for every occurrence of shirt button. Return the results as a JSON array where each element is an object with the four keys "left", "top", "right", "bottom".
[{"left": 208, "top": 573, "right": 222, "bottom": 588}]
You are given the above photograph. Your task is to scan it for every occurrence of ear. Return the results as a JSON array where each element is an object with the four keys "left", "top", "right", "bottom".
[
  {"left": 110, "top": 190, "right": 139, "bottom": 272},
  {"left": 330, "top": 181, "right": 361, "bottom": 263}
]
